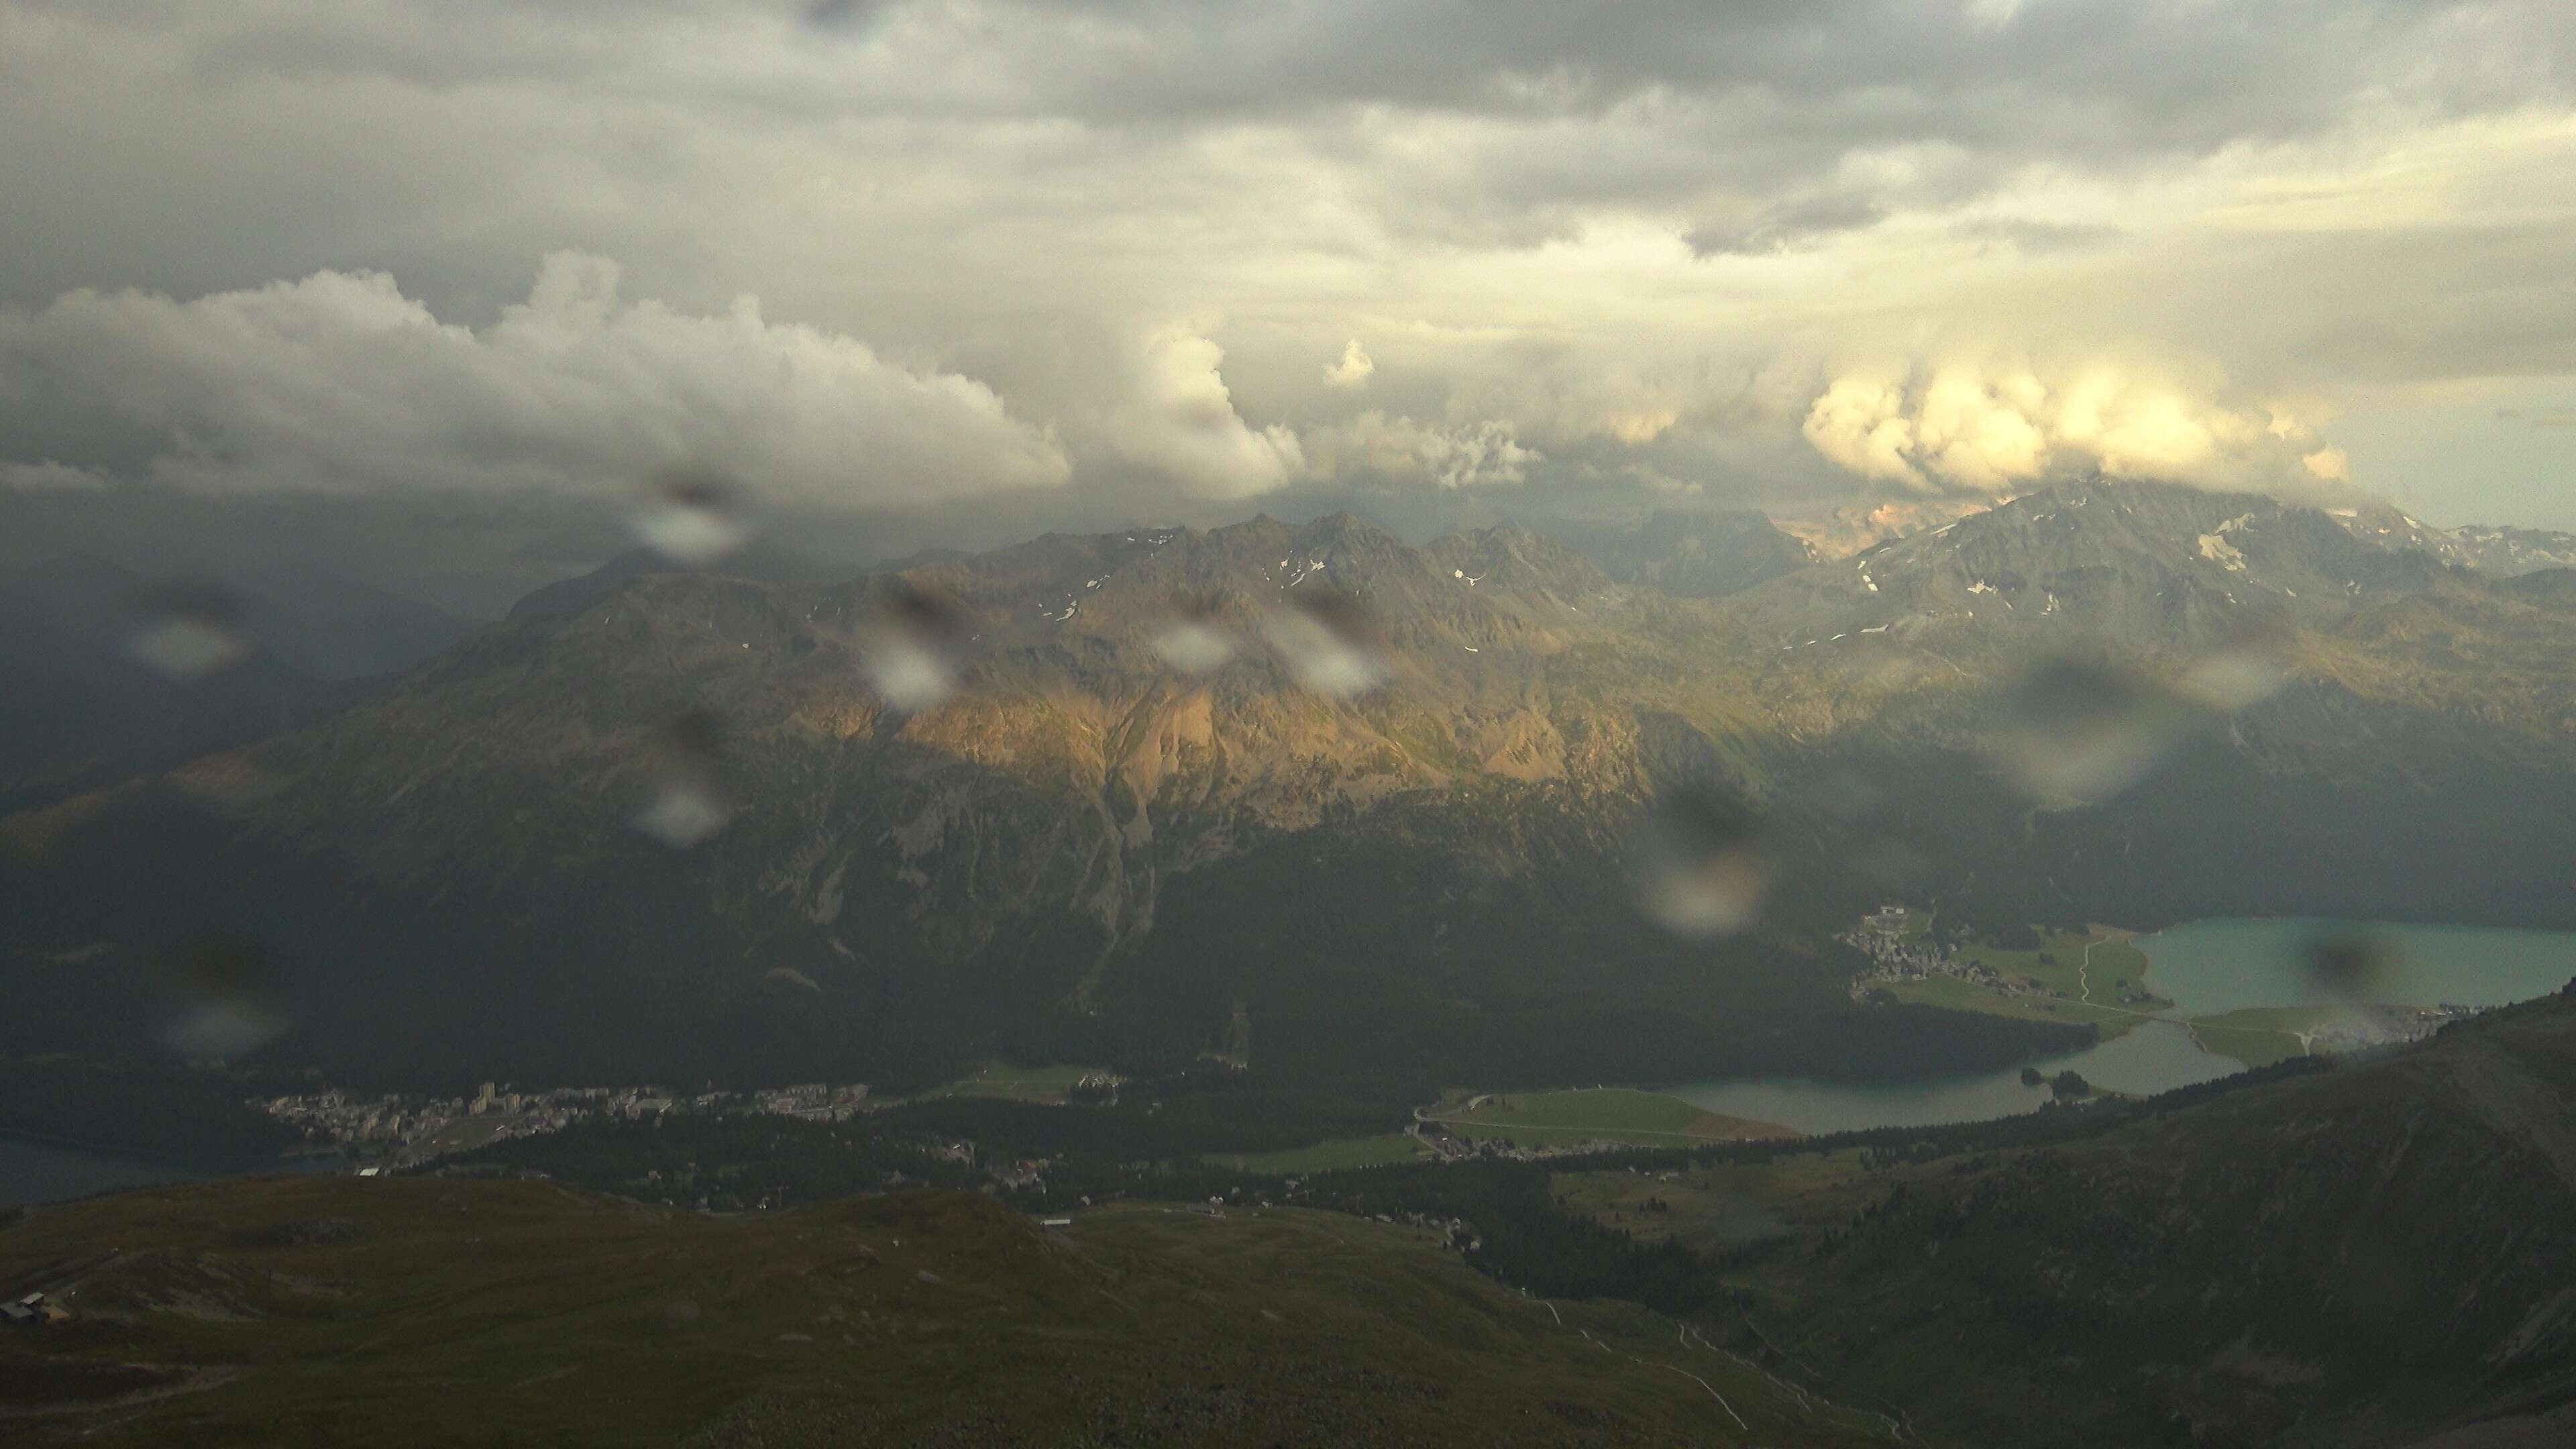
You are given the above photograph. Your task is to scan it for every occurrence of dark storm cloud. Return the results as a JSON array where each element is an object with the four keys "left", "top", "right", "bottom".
[
  {"left": 2, "top": 0, "right": 2573, "bottom": 541},
  {"left": 33, "top": 2, "right": 2574, "bottom": 164}
]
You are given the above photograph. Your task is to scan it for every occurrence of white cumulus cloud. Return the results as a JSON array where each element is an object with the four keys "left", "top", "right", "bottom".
[
  {"left": 0, "top": 254, "right": 1072, "bottom": 508},
  {"left": 1322, "top": 339, "right": 1376, "bottom": 390},
  {"left": 1095, "top": 326, "right": 1305, "bottom": 498},
  {"left": 1801, "top": 355, "right": 2317, "bottom": 495}
]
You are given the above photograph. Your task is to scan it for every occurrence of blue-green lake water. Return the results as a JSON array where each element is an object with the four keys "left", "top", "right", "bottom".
[
  {"left": 1667, "top": 918, "right": 2576, "bottom": 1137},
  {"left": 2133, "top": 918, "right": 2576, "bottom": 1016}
]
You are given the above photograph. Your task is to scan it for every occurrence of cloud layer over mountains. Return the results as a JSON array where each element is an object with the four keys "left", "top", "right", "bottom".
[
  {"left": 2, "top": 0, "right": 2571, "bottom": 527},
  {"left": 0, "top": 256, "right": 1070, "bottom": 507},
  {"left": 1801, "top": 356, "right": 2347, "bottom": 497}
]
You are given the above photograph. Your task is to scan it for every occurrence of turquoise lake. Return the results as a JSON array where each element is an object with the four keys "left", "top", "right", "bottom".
[
  {"left": 2133, "top": 918, "right": 2576, "bottom": 1016},
  {"left": 1666, "top": 918, "right": 2576, "bottom": 1137}
]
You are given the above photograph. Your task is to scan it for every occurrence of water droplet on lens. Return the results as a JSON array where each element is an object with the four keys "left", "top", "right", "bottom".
[
  {"left": 1263, "top": 593, "right": 1385, "bottom": 697},
  {"left": 632, "top": 472, "right": 752, "bottom": 566},
  {"left": 2178, "top": 625, "right": 2290, "bottom": 713},
  {"left": 635, "top": 784, "right": 729, "bottom": 849},
  {"left": 1153, "top": 621, "right": 1236, "bottom": 675},
  {"left": 162, "top": 931, "right": 287, "bottom": 1059},
  {"left": 1987, "top": 659, "right": 2186, "bottom": 805},
  {"left": 126, "top": 582, "right": 252, "bottom": 682},
  {"left": 2302, "top": 931, "right": 2392, "bottom": 1000},
  {"left": 858, "top": 582, "right": 971, "bottom": 712},
  {"left": 2177, "top": 650, "right": 2282, "bottom": 713},
  {"left": 1633, "top": 784, "right": 1774, "bottom": 938},
  {"left": 1151, "top": 600, "right": 1237, "bottom": 675},
  {"left": 633, "top": 710, "right": 733, "bottom": 848}
]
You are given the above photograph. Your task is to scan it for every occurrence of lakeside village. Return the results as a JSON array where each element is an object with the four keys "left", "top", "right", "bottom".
[
  {"left": 262, "top": 1081, "right": 885, "bottom": 1167},
  {"left": 1835, "top": 904, "right": 2110, "bottom": 1004},
  {"left": 262, "top": 1076, "right": 1723, "bottom": 1175},
  {"left": 1835, "top": 904, "right": 2479, "bottom": 1055}
]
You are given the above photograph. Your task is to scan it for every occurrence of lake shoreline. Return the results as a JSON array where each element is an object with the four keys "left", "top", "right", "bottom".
[
  {"left": 0, "top": 1132, "right": 350, "bottom": 1210},
  {"left": 1663, "top": 916, "right": 2576, "bottom": 1138}
]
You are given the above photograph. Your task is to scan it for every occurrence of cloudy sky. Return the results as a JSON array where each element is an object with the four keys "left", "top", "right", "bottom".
[{"left": 4, "top": 0, "right": 2574, "bottom": 604}]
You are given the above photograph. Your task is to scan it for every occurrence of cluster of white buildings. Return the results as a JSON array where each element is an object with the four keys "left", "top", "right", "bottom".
[
  {"left": 255, "top": 1080, "right": 869, "bottom": 1161},
  {"left": 748, "top": 1083, "right": 873, "bottom": 1121},
  {"left": 1839, "top": 905, "right": 2061, "bottom": 1004},
  {"left": 2308, "top": 1003, "right": 2478, "bottom": 1056}
]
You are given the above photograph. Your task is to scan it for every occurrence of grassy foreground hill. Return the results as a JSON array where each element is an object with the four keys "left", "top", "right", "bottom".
[{"left": 0, "top": 1177, "right": 1898, "bottom": 1448}]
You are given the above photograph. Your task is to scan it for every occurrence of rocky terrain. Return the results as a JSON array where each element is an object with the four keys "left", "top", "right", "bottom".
[{"left": 6, "top": 479, "right": 2575, "bottom": 1093}]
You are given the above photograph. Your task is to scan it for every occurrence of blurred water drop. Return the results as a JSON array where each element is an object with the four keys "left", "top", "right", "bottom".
[
  {"left": 858, "top": 582, "right": 971, "bottom": 711},
  {"left": 167, "top": 1001, "right": 288, "bottom": 1061},
  {"left": 125, "top": 582, "right": 252, "bottom": 682},
  {"left": 631, "top": 472, "right": 752, "bottom": 566},
  {"left": 2177, "top": 651, "right": 2282, "bottom": 714},
  {"left": 1986, "top": 659, "right": 2187, "bottom": 805},
  {"left": 2178, "top": 637, "right": 2288, "bottom": 714},
  {"left": 1263, "top": 593, "right": 1386, "bottom": 697},
  {"left": 162, "top": 931, "right": 288, "bottom": 1060},
  {"left": 633, "top": 709, "right": 733, "bottom": 848},
  {"left": 635, "top": 777, "right": 731, "bottom": 849},
  {"left": 1633, "top": 784, "right": 1774, "bottom": 938},
  {"left": 1151, "top": 602, "right": 1238, "bottom": 676},
  {"left": 2302, "top": 931, "right": 2393, "bottom": 1001},
  {"left": 806, "top": 0, "right": 867, "bottom": 28}
]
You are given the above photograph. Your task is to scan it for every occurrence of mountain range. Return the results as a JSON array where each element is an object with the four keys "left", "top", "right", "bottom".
[{"left": 5, "top": 478, "right": 2574, "bottom": 1093}]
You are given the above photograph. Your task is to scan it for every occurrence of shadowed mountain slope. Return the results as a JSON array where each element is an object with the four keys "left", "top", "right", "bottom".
[
  {"left": 1729, "top": 983, "right": 2576, "bottom": 1448},
  {"left": 5, "top": 483, "right": 2575, "bottom": 1093}
]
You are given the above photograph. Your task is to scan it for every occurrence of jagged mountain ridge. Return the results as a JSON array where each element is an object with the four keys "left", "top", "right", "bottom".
[
  {"left": 2445, "top": 522, "right": 2576, "bottom": 578},
  {"left": 3, "top": 511, "right": 1825, "bottom": 1088},
  {"left": 6, "top": 482, "right": 2576, "bottom": 1090},
  {"left": 1730, "top": 480, "right": 2463, "bottom": 653}
]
